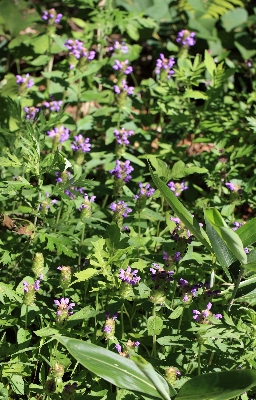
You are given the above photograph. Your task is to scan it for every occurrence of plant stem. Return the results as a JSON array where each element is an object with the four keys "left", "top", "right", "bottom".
[
  {"left": 177, "top": 308, "right": 184, "bottom": 333},
  {"left": 152, "top": 304, "right": 157, "bottom": 358},
  {"left": 25, "top": 305, "right": 28, "bottom": 330},
  {"left": 198, "top": 342, "right": 201, "bottom": 375},
  {"left": 226, "top": 266, "right": 244, "bottom": 313},
  {"left": 78, "top": 224, "right": 85, "bottom": 266},
  {"left": 121, "top": 303, "right": 125, "bottom": 339}
]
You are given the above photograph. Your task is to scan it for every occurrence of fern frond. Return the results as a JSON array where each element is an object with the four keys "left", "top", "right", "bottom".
[
  {"left": 178, "top": 0, "right": 244, "bottom": 19},
  {"left": 0, "top": 282, "right": 22, "bottom": 304}
]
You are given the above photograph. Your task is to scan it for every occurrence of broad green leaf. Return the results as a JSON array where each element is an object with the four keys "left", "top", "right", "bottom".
[
  {"left": 204, "top": 50, "right": 216, "bottom": 77},
  {"left": 183, "top": 91, "right": 208, "bottom": 100},
  {"left": 72, "top": 269, "right": 98, "bottom": 284},
  {"left": 175, "top": 369, "right": 256, "bottom": 400},
  {"left": 124, "top": 152, "right": 146, "bottom": 167},
  {"left": 130, "top": 354, "right": 174, "bottom": 400},
  {"left": 34, "top": 327, "right": 59, "bottom": 337},
  {"left": 169, "top": 306, "right": 183, "bottom": 320},
  {"left": 205, "top": 216, "right": 236, "bottom": 269},
  {"left": 236, "top": 218, "right": 256, "bottom": 247},
  {"left": 147, "top": 316, "right": 163, "bottom": 336},
  {"left": 205, "top": 208, "right": 247, "bottom": 264},
  {"left": 221, "top": 8, "right": 248, "bottom": 32},
  {"left": 149, "top": 165, "right": 212, "bottom": 252},
  {"left": 55, "top": 336, "right": 168, "bottom": 399}
]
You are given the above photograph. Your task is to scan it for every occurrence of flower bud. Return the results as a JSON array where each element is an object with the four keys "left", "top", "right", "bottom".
[
  {"left": 165, "top": 367, "right": 181, "bottom": 385},
  {"left": 52, "top": 362, "right": 65, "bottom": 379},
  {"left": 23, "top": 280, "right": 40, "bottom": 306},
  {"left": 149, "top": 289, "right": 166, "bottom": 305},
  {"left": 57, "top": 266, "right": 72, "bottom": 290},
  {"left": 32, "top": 253, "right": 44, "bottom": 278}
]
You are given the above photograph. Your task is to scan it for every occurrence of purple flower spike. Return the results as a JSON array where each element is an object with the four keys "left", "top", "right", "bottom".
[
  {"left": 233, "top": 221, "right": 242, "bottom": 231},
  {"left": 109, "top": 41, "right": 129, "bottom": 54},
  {"left": 112, "top": 60, "right": 133, "bottom": 75},
  {"left": 168, "top": 181, "right": 188, "bottom": 196},
  {"left": 155, "top": 54, "right": 175, "bottom": 78},
  {"left": 44, "top": 99, "right": 63, "bottom": 112},
  {"left": 115, "top": 343, "right": 122, "bottom": 353},
  {"left": 176, "top": 30, "right": 196, "bottom": 47},
  {"left": 225, "top": 182, "right": 236, "bottom": 191},
  {"left": 118, "top": 266, "right": 141, "bottom": 285},
  {"left": 110, "top": 201, "right": 132, "bottom": 218},
  {"left": 42, "top": 8, "right": 62, "bottom": 25},
  {"left": 114, "top": 128, "right": 134, "bottom": 145},
  {"left": 64, "top": 39, "right": 96, "bottom": 62},
  {"left": 47, "top": 126, "right": 70, "bottom": 143},
  {"left": 24, "top": 106, "right": 40, "bottom": 119},
  {"left": 113, "top": 79, "right": 134, "bottom": 96},
  {"left": 16, "top": 74, "right": 34, "bottom": 89},
  {"left": 134, "top": 182, "right": 155, "bottom": 200},
  {"left": 110, "top": 160, "right": 134, "bottom": 183},
  {"left": 71, "top": 135, "right": 91, "bottom": 153}
]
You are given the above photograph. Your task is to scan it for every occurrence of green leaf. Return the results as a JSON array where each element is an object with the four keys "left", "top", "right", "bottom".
[
  {"left": 72, "top": 269, "right": 98, "bottom": 284},
  {"left": 123, "top": 152, "right": 146, "bottom": 167},
  {"left": 149, "top": 164, "right": 212, "bottom": 252},
  {"left": 183, "top": 90, "right": 208, "bottom": 100},
  {"left": 34, "top": 327, "right": 59, "bottom": 337},
  {"left": 55, "top": 335, "right": 168, "bottom": 399},
  {"left": 236, "top": 218, "right": 256, "bottom": 247},
  {"left": 221, "top": 8, "right": 248, "bottom": 32},
  {"left": 204, "top": 50, "right": 216, "bottom": 77},
  {"left": 205, "top": 208, "right": 247, "bottom": 264},
  {"left": 169, "top": 306, "right": 183, "bottom": 320},
  {"left": 10, "top": 374, "right": 24, "bottom": 395},
  {"left": 147, "top": 316, "right": 163, "bottom": 335},
  {"left": 175, "top": 369, "right": 256, "bottom": 400},
  {"left": 77, "top": 115, "right": 93, "bottom": 132}
]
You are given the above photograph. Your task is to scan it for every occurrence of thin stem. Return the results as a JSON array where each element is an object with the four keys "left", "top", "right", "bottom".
[
  {"left": 208, "top": 351, "right": 214, "bottom": 366},
  {"left": 177, "top": 308, "right": 184, "bottom": 333},
  {"left": 151, "top": 304, "right": 157, "bottom": 358},
  {"left": 138, "top": 212, "right": 141, "bottom": 238},
  {"left": 78, "top": 224, "right": 85, "bottom": 266},
  {"left": 226, "top": 267, "right": 244, "bottom": 313},
  {"left": 121, "top": 303, "right": 125, "bottom": 340},
  {"left": 75, "top": 77, "right": 82, "bottom": 122},
  {"left": 198, "top": 342, "right": 201, "bottom": 375},
  {"left": 25, "top": 305, "right": 28, "bottom": 330}
]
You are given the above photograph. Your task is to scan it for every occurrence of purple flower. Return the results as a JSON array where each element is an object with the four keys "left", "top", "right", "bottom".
[
  {"left": 109, "top": 41, "right": 129, "bottom": 54},
  {"left": 118, "top": 266, "right": 140, "bottom": 285},
  {"left": 113, "top": 79, "right": 134, "bottom": 96},
  {"left": 110, "top": 160, "right": 134, "bottom": 183},
  {"left": 168, "top": 181, "right": 188, "bottom": 196},
  {"left": 24, "top": 106, "right": 39, "bottom": 119},
  {"left": 64, "top": 39, "right": 96, "bottom": 62},
  {"left": 47, "top": 126, "right": 70, "bottom": 143},
  {"left": 112, "top": 60, "right": 133, "bottom": 75},
  {"left": 23, "top": 279, "right": 40, "bottom": 293},
  {"left": 71, "top": 135, "right": 91, "bottom": 153},
  {"left": 44, "top": 99, "right": 63, "bottom": 112},
  {"left": 42, "top": 9, "right": 62, "bottom": 24},
  {"left": 54, "top": 298, "right": 75, "bottom": 320},
  {"left": 155, "top": 54, "right": 175, "bottom": 78},
  {"left": 176, "top": 30, "right": 196, "bottom": 47},
  {"left": 110, "top": 201, "right": 132, "bottom": 218},
  {"left": 134, "top": 182, "right": 155, "bottom": 200},
  {"left": 114, "top": 128, "right": 134, "bottom": 145},
  {"left": 115, "top": 343, "right": 122, "bottom": 353},
  {"left": 174, "top": 252, "right": 182, "bottom": 262},
  {"left": 244, "top": 247, "right": 250, "bottom": 254},
  {"left": 16, "top": 74, "right": 34, "bottom": 89},
  {"left": 150, "top": 263, "right": 174, "bottom": 282},
  {"left": 78, "top": 194, "right": 96, "bottom": 211},
  {"left": 225, "top": 182, "right": 236, "bottom": 191},
  {"left": 233, "top": 221, "right": 242, "bottom": 231},
  {"left": 193, "top": 302, "right": 222, "bottom": 323}
]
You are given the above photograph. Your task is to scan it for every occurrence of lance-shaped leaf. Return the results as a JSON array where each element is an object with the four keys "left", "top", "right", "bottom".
[
  {"left": 149, "top": 164, "right": 211, "bottom": 252},
  {"left": 236, "top": 217, "right": 256, "bottom": 247},
  {"left": 175, "top": 369, "right": 256, "bottom": 400},
  {"left": 205, "top": 208, "right": 247, "bottom": 265},
  {"left": 55, "top": 336, "right": 169, "bottom": 399}
]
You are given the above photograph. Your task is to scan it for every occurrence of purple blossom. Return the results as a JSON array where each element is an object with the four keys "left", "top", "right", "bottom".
[
  {"left": 71, "top": 135, "right": 91, "bottom": 153},
  {"left": 110, "top": 201, "right": 132, "bottom": 218},
  {"left": 44, "top": 99, "right": 63, "bottom": 112},
  {"left": 112, "top": 60, "right": 133, "bottom": 75},
  {"left": 114, "top": 128, "right": 134, "bottom": 145},
  {"left": 47, "top": 126, "right": 70, "bottom": 143},
  {"left": 118, "top": 266, "right": 140, "bottom": 285},
  {"left": 64, "top": 39, "right": 96, "bottom": 62},
  {"left": 233, "top": 222, "right": 242, "bottom": 231},
  {"left": 244, "top": 247, "right": 250, "bottom": 254},
  {"left": 55, "top": 170, "right": 71, "bottom": 183},
  {"left": 16, "top": 74, "right": 34, "bottom": 89},
  {"left": 109, "top": 41, "right": 129, "bottom": 54},
  {"left": 114, "top": 79, "right": 134, "bottom": 95},
  {"left": 110, "top": 160, "right": 134, "bottom": 183},
  {"left": 163, "top": 251, "right": 182, "bottom": 264},
  {"left": 42, "top": 9, "right": 62, "bottom": 24},
  {"left": 155, "top": 54, "right": 175, "bottom": 78},
  {"left": 54, "top": 298, "right": 75, "bottom": 316},
  {"left": 193, "top": 302, "right": 222, "bottom": 323},
  {"left": 24, "top": 106, "right": 39, "bottom": 119},
  {"left": 168, "top": 181, "right": 188, "bottom": 196},
  {"left": 134, "top": 182, "right": 155, "bottom": 200},
  {"left": 23, "top": 279, "right": 40, "bottom": 293},
  {"left": 170, "top": 216, "right": 180, "bottom": 224},
  {"left": 150, "top": 263, "right": 174, "bottom": 282},
  {"left": 174, "top": 252, "right": 182, "bottom": 262},
  {"left": 176, "top": 30, "right": 196, "bottom": 47},
  {"left": 115, "top": 343, "right": 122, "bottom": 353},
  {"left": 78, "top": 194, "right": 96, "bottom": 211},
  {"left": 225, "top": 182, "right": 236, "bottom": 191}
]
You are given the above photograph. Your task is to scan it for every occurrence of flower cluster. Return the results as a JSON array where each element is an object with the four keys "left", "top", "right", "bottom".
[
  {"left": 42, "top": 8, "right": 62, "bottom": 24},
  {"left": 114, "top": 128, "right": 134, "bottom": 145},
  {"left": 170, "top": 217, "right": 192, "bottom": 244},
  {"left": 150, "top": 263, "right": 174, "bottom": 282},
  {"left": 24, "top": 106, "right": 39, "bottom": 119},
  {"left": 47, "top": 126, "right": 70, "bottom": 143},
  {"left": 115, "top": 340, "right": 140, "bottom": 358},
  {"left": 113, "top": 60, "right": 133, "bottom": 75},
  {"left": 57, "top": 266, "right": 72, "bottom": 290},
  {"left": 40, "top": 192, "right": 58, "bottom": 214},
  {"left": 165, "top": 367, "right": 181, "bottom": 385},
  {"left": 55, "top": 170, "right": 71, "bottom": 184},
  {"left": 163, "top": 250, "right": 182, "bottom": 264},
  {"left": 233, "top": 221, "right": 243, "bottom": 231},
  {"left": 109, "top": 41, "right": 129, "bottom": 54},
  {"left": 64, "top": 39, "right": 95, "bottom": 68},
  {"left": 168, "top": 181, "right": 188, "bottom": 196},
  {"left": 178, "top": 279, "right": 220, "bottom": 303},
  {"left": 110, "top": 201, "right": 132, "bottom": 218},
  {"left": 155, "top": 54, "right": 175, "bottom": 79},
  {"left": 54, "top": 297, "right": 75, "bottom": 325},
  {"left": 134, "top": 182, "right": 155, "bottom": 201},
  {"left": 193, "top": 302, "right": 222, "bottom": 324},
  {"left": 44, "top": 99, "right": 63, "bottom": 112},
  {"left": 118, "top": 266, "right": 140, "bottom": 285},
  {"left": 110, "top": 160, "right": 134, "bottom": 183},
  {"left": 114, "top": 79, "right": 134, "bottom": 95},
  {"left": 225, "top": 182, "right": 242, "bottom": 193},
  {"left": 71, "top": 135, "right": 91, "bottom": 153},
  {"left": 23, "top": 279, "right": 40, "bottom": 305},
  {"left": 176, "top": 30, "right": 196, "bottom": 47},
  {"left": 79, "top": 194, "right": 96, "bottom": 219},
  {"left": 62, "top": 382, "right": 78, "bottom": 398},
  {"left": 104, "top": 312, "right": 118, "bottom": 339},
  {"left": 32, "top": 253, "right": 44, "bottom": 278},
  {"left": 16, "top": 74, "right": 34, "bottom": 89}
]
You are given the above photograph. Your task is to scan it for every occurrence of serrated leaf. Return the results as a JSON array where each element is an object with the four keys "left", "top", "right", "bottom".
[
  {"left": 72, "top": 269, "right": 98, "bottom": 284},
  {"left": 204, "top": 50, "right": 216, "bottom": 77},
  {"left": 184, "top": 90, "right": 208, "bottom": 100}
]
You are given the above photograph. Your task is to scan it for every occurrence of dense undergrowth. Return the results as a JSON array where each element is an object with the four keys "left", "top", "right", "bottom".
[{"left": 1, "top": 0, "right": 256, "bottom": 399}]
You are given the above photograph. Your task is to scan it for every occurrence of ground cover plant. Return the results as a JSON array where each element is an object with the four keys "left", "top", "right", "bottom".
[{"left": 1, "top": 0, "right": 256, "bottom": 398}]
